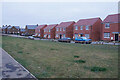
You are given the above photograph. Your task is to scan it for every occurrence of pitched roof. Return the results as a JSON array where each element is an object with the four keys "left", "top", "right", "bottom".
[
  {"left": 13, "top": 26, "right": 20, "bottom": 29},
  {"left": 36, "top": 24, "right": 47, "bottom": 29},
  {"left": 74, "top": 17, "right": 101, "bottom": 26},
  {"left": 20, "top": 28, "right": 25, "bottom": 31},
  {"left": 56, "top": 21, "right": 75, "bottom": 28},
  {"left": 7, "top": 26, "right": 20, "bottom": 29},
  {"left": 44, "top": 24, "right": 58, "bottom": 30},
  {"left": 26, "top": 25, "right": 38, "bottom": 29},
  {"left": 103, "top": 14, "right": 120, "bottom": 23},
  {"left": 2, "top": 25, "right": 8, "bottom": 29}
]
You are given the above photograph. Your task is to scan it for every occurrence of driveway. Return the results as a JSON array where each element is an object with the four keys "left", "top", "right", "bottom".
[{"left": 0, "top": 48, "right": 37, "bottom": 79}]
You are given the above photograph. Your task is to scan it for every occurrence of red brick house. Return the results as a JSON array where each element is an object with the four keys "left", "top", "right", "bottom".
[
  {"left": 7, "top": 26, "right": 20, "bottom": 34},
  {"left": 44, "top": 24, "right": 58, "bottom": 39},
  {"left": 25, "top": 25, "right": 38, "bottom": 36},
  {"left": 2, "top": 25, "right": 10, "bottom": 34},
  {"left": 55, "top": 21, "right": 75, "bottom": 39},
  {"left": 73, "top": 17, "right": 102, "bottom": 41},
  {"left": 20, "top": 28, "right": 26, "bottom": 35},
  {"left": 35, "top": 25, "right": 47, "bottom": 38},
  {"left": 102, "top": 14, "right": 120, "bottom": 41}
]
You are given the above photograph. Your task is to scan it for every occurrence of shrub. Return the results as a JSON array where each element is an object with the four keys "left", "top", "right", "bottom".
[
  {"left": 91, "top": 67, "right": 107, "bottom": 72},
  {"left": 74, "top": 60, "right": 86, "bottom": 63},
  {"left": 74, "top": 55, "right": 79, "bottom": 58},
  {"left": 18, "top": 51, "right": 23, "bottom": 54}
]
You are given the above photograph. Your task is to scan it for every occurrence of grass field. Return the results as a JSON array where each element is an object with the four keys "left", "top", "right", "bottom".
[{"left": 2, "top": 36, "right": 118, "bottom": 78}]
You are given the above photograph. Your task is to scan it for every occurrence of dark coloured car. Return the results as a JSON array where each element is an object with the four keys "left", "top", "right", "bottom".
[{"left": 58, "top": 37, "right": 71, "bottom": 43}]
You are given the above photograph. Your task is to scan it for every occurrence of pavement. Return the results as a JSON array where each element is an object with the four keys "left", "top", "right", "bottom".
[{"left": 0, "top": 48, "right": 37, "bottom": 80}]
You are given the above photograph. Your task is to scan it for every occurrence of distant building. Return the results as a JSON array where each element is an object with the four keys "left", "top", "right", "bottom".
[
  {"left": 55, "top": 21, "right": 75, "bottom": 39},
  {"left": 7, "top": 26, "right": 20, "bottom": 34},
  {"left": 2, "top": 25, "right": 10, "bottom": 34},
  {"left": 44, "top": 24, "right": 58, "bottom": 39},
  {"left": 35, "top": 25, "right": 47, "bottom": 38},
  {"left": 102, "top": 14, "right": 120, "bottom": 41},
  {"left": 25, "top": 25, "right": 38, "bottom": 36},
  {"left": 20, "top": 28, "right": 26, "bottom": 35},
  {"left": 73, "top": 17, "right": 102, "bottom": 41}
]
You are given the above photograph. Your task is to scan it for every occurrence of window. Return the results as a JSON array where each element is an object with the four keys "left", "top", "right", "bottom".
[
  {"left": 44, "top": 29, "right": 46, "bottom": 32},
  {"left": 38, "top": 34, "right": 40, "bottom": 36},
  {"left": 105, "top": 23, "right": 110, "bottom": 28},
  {"left": 56, "top": 28, "right": 59, "bottom": 31},
  {"left": 63, "top": 34, "right": 65, "bottom": 38},
  {"left": 80, "top": 26, "right": 83, "bottom": 30},
  {"left": 63, "top": 28, "right": 66, "bottom": 31},
  {"left": 56, "top": 34, "right": 58, "bottom": 37},
  {"left": 85, "top": 34, "right": 89, "bottom": 38},
  {"left": 48, "top": 34, "right": 51, "bottom": 38},
  {"left": 49, "top": 29, "right": 51, "bottom": 32},
  {"left": 104, "top": 32, "right": 110, "bottom": 38},
  {"left": 86, "top": 26, "right": 89, "bottom": 30},
  {"left": 44, "top": 34, "right": 47, "bottom": 37},
  {"left": 75, "top": 26, "right": 78, "bottom": 30},
  {"left": 60, "top": 28, "right": 62, "bottom": 31},
  {"left": 75, "top": 34, "right": 78, "bottom": 38}
]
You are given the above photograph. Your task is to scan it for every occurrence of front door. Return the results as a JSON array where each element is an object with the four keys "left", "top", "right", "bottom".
[
  {"left": 115, "top": 34, "right": 118, "bottom": 41},
  {"left": 60, "top": 34, "right": 62, "bottom": 39}
]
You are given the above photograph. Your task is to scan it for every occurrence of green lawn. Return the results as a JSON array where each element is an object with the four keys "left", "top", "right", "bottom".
[{"left": 2, "top": 36, "right": 118, "bottom": 78}]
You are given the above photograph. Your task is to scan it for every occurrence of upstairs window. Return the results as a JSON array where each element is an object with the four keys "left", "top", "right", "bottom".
[
  {"left": 75, "top": 26, "right": 78, "bottom": 30},
  {"left": 63, "top": 28, "right": 66, "bottom": 31},
  {"left": 80, "top": 26, "right": 83, "bottom": 30},
  {"left": 56, "top": 28, "right": 59, "bottom": 31},
  {"left": 49, "top": 29, "right": 51, "bottom": 32},
  {"left": 105, "top": 23, "right": 110, "bottom": 28},
  {"left": 60, "top": 28, "right": 62, "bottom": 31},
  {"left": 86, "top": 26, "right": 89, "bottom": 30}
]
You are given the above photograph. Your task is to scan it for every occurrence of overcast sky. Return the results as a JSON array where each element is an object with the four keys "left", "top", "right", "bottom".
[{"left": 2, "top": 2, "right": 118, "bottom": 28}]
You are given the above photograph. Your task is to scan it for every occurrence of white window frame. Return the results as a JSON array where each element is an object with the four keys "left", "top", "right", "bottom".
[
  {"left": 86, "top": 26, "right": 89, "bottom": 30},
  {"left": 104, "top": 32, "right": 110, "bottom": 38},
  {"left": 75, "top": 34, "right": 78, "bottom": 38},
  {"left": 48, "top": 34, "right": 51, "bottom": 38},
  {"left": 60, "top": 28, "right": 62, "bottom": 31},
  {"left": 80, "top": 26, "right": 83, "bottom": 30},
  {"left": 63, "top": 34, "right": 65, "bottom": 38},
  {"left": 63, "top": 28, "right": 66, "bottom": 31},
  {"left": 85, "top": 34, "right": 89, "bottom": 38},
  {"left": 75, "top": 26, "right": 78, "bottom": 30},
  {"left": 56, "top": 34, "right": 58, "bottom": 37},
  {"left": 49, "top": 29, "right": 51, "bottom": 32},
  {"left": 56, "top": 28, "right": 59, "bottom": 31},
  {"left": 105, "top": 23, "right": 110, "bottom": 28}
]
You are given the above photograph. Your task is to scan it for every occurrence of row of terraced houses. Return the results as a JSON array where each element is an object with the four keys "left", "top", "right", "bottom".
[{"left": 2, "top": 14, "right": 120, "bottom": 41}]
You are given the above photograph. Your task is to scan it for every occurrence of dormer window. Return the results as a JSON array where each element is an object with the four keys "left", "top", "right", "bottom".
[{"left": 105, "top": 23, "right": 110, "bottom": 28}]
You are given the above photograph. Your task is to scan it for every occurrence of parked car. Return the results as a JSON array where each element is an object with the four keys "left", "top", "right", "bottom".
[
  {"left": 28, "top": 36, "right": 34, "bottom": 40},
  {"left": 58, "top": 37, "right": 72, "bottom": 43},
  {"left": 74, "top": 37, "right": 92, "bottom": 44}
]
